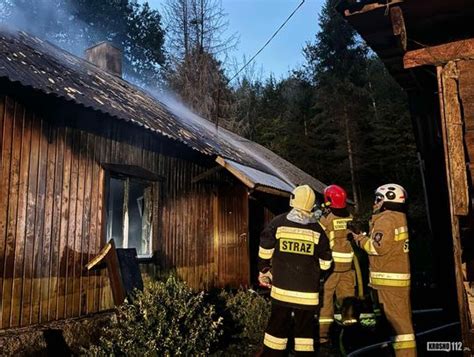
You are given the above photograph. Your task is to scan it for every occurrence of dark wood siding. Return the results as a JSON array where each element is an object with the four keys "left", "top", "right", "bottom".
[
  {"left": 0, "top": 96, "right": 114, "bottom": 329},
  {"left": 216, "top": 183, "right": 249, "bottom": 287},
  {"left": 0, "top": 93, "right": 251, "bottom": 329}
]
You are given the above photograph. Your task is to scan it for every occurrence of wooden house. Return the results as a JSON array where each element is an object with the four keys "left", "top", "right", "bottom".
[
  {"left": 337, "top": 0, "right": 474, "bottom": 348},
  {"left": 0, "top": 28, "right": 326, "bottom": 330}
]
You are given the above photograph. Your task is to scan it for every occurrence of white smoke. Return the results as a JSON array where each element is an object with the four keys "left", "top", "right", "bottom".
[{"left": 0, "top": 0, "right": 101, "bottom": 56}]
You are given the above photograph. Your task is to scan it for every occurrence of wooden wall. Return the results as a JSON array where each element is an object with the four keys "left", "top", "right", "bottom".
[
  {"left": 0, "top": 92, "right": 251, "bottom": 330},
  {"left": 0, "top": 95, "right": 113, "bottom": 330}
]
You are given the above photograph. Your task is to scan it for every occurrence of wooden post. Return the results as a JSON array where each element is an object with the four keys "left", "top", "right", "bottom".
[
  {"left": 436, "top": 63, "right": 471, "bottom": 348},
  {"left": 86, "top": 239, "right": 126, "bottom": 305}
]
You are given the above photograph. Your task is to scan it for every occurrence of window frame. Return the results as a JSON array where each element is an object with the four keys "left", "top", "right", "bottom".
[{"left": 103, "top": 164, "right": 162, "bottom": 260}]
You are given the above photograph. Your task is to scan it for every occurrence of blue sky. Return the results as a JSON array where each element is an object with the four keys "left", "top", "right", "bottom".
[{"left": 146, "top": 0, "right": 325, "bottom": 80}]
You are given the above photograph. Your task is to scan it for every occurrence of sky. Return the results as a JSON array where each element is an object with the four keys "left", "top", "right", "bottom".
[{"left": 146, "top": 0, "right": 325, "bottom": 80}]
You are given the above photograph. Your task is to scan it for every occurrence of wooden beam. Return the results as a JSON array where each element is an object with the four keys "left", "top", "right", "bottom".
[
  {"left": 404, "top": 39, "right": 474, "bottom": 69},
  {"left": 343, "top": 0, "right": 404, "bottom": 17},
  {"left": 215, "top": 156, "right": 255, "bottom": 189},
  {"left": 390, "top": 6, "right": 407, "bottom": 52},
  {"left": 436, "top": 63, "right": 471, "bottom": 349},
  {"left": 191, "top": 165, "right": 223, "bottom": 184},
  {"left": 85, "top": 239, "right": 126, "bottom": 306}
]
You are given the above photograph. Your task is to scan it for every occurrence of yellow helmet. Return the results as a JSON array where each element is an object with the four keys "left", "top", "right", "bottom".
[{"left": 290, "top": 185, "right": 316, "bottom": 212}]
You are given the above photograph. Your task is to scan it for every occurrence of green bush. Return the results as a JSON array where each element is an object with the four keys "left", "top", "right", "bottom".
[
  {"left": 84, "top": 275, "right": 223, "bottom": 356},
  {"left": 213, "top": 289, "right": 270, "bottom": 355}
]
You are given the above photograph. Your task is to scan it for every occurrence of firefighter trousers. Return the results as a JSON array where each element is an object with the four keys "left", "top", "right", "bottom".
[
  {"left": 377, "top": 288, "right": 416, "bottom": 357},
  {"left": 319, "top": 270, "right": 355, "bottom": 339},
  {"left": 262, "top": 303, "right": 316, "bottom": 356}
]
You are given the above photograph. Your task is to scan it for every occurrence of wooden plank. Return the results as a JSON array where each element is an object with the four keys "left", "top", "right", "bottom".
[
  {"left": 11, "top": 103, "right": 31, "bottom": 327},
  {"left": 390, "top": 6, "right": 407, "bottom": 52},
  {"left": 31, "top": 118, "right": 47, "bottom": 325},
  {"left": 440, "top": 62, "right": 469, "bottom": 215},
  {"left": 58, "top": 126, "right": 72, "bottom": 319},
  {"left": 404, "top": 38, "right": 474, "bottom": 69},
  {"left": 24, "top": 112, "right": 41, "bottom": 326},
  {"left": 437, "top": 64, "right": 471, "bottom": 348},
  {"left": 215, "top": 156, "right": 255, "bottom": 189},
  {"left": 50, "top": 126, "right": 65, "bottom": 320},
  {"left": 62, "top": 128, "right": 78, "bottom": 319},
  {"left": 86, "top": 134, "right": 98, "bottom": 314},
  {"left": 74, "top": 131, "right": 89, "bottom": 317},
  {"left": 41, "top": 123, "right": 57, "bottom": 323},
  {"left": 81, "top": 133, "right": 93, "bottom": 316},
  {"left": 2, "top": 100, "right": 23, "bottom": 328},
  {"left": 0, "top": 97, "right": 14, "bottom": 329},
  {"left": 457, "top": 61, "right": 474, "bottom": 131},
  {"left": 343, "top": 0, "right": 404, "bottom": 17}
]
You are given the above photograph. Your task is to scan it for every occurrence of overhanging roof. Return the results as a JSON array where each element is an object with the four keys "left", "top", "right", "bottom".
[
  {"left": 216, "top": 157, "right": 294, "bottom": 197},
  {"left": 337, "top": 0, "right": 474, "bottom": 90}
]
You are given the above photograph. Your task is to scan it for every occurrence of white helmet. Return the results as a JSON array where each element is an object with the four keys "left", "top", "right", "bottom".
[{"left": 375, "top": 184, "right": 407, "bottom": 204}]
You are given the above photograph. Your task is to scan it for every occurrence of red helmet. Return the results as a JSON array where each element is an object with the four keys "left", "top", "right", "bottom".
[{"left": 324, "top": 185, "right": 347, "bottom": 209}]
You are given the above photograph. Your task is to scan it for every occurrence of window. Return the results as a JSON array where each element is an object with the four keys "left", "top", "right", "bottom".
[{"left": 106, "top": 175, "right": 153, "bottom": 257}]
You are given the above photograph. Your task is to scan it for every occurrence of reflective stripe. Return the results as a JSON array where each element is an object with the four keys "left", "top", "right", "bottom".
[
  {"left": 328, "top": 231, "right": 336, "bottom": 239},
  {"left": 393, "top": 333, "right": 415, "bottom": 342},
  {"left": 363, "top": 240, "right": 379, "bottom": 255},
  {"left": 271, "top": 286, "right": 319, "bottom": 306},
  {"left": 332, "top": 251, "right": 354, "bottom": 263},
  {"left": 342, "top": 318, "right": 358, "bottom": 326},
  {"left": 319, "top": 318, "right": 334, "bottom": 324},
  {"left": 294, "top": 338, "right": 314, "bottom": 352},
  {"left": 371, "top": 272, "right": 411, "bottom": 280},
  {"left": 335, "top": 313, "right": 374, "bottom": 321},
  {"left": 393, "top": 340, "right": 416, "bottom": 349},
  {"left": 318, "top": 221, "right": 326, "bottom": 231},
  {"left": 333, "top": 218, "right": 352, "bottom": 230},
  {"left": 276, "top": 226, "right": 320, "bottom": 244},
  {"left": 370, "top": 271, "right": 411, "bottom": 287},
  {"left": 392, "top": 334, "right": 416, "bottom": 350},
  {"left": 264, "top": 333, "right": 287, "bottom": 350},
  {"left": 258, "top": 247, "right": 274, "bottom": 260},
  {"left": 394, "top": 226, "right": 409, "bottom": 241},
  {"left": 319, "top": 258, "right": 332, "bottom": 270}
]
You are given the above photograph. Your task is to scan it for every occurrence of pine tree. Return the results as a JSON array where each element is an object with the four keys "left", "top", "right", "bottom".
[{"left": 304, "top": 0, "right": 369, "bottom": 212}]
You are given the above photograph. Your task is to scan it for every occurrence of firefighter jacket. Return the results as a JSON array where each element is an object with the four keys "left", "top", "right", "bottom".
[
  {"left": 258, "top": 212, "right": 332, "bottom": 310},
  {"left": 319, "top": 211, "right": 354, "bottom": 272},
  {"left": 357, "top": 210, "right": 410, "bottom": 289}
]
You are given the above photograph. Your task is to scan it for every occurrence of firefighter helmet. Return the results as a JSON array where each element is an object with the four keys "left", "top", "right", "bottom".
[
  {"left": 324, "top": 185, "right": 347, "bottom": 209},
  {"left": 290, "top": 185, "right": 316, "bottom": 212},
  {"left": 375, "top": 184, "right": 407, "bottom": 204}
]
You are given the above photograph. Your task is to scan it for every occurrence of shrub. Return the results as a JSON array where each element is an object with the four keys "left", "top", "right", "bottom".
[
  {"left": 84, "top": 275, "right": 222, "bottom": 356},
  {"left": 213, "top": 289, "right": 270, "bottom": 355}
]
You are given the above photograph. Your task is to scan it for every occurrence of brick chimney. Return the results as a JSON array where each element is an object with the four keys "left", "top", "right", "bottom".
[{"left": 85, "top": 42, "right": 122, "bottom": 77}]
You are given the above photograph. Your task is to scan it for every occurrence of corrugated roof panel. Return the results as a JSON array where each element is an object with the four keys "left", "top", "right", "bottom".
[{"left": 0, "top": 28, "right": 327, "bottom": 194}]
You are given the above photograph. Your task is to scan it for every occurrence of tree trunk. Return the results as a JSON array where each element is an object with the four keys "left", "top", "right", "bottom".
[{"left": 343, "top": 103, "right": 359, "bottom": 213}]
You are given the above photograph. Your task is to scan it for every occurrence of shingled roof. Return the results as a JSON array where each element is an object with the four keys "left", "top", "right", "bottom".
[{"left": 0, "top": 27, "right": 326, "bottom": 194}]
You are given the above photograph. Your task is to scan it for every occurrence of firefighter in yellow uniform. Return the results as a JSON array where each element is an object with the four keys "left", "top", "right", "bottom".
[
  {"left": 352, "top": 184, "right": 416, "bottom": 357},
  {"left": 258, "top": 185, "right": 332, "bottom": 356},
  {"left": 318, "top": 185, "right": 355, "bottom": 342}
]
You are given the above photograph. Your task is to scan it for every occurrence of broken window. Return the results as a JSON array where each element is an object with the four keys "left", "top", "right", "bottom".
[{"left": 106, "top": 176, "right": 153, "bottom": 257}]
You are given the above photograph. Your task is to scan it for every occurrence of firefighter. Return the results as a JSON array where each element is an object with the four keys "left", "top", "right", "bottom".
[
  {"left": 352, "top": 184, "right": 416, "bottom": 357},
  {"left": 318, "top": 185, "right": 356, "bottom": 343},
  {"left": 258, "top": 185, "right": 332, "bottom": 356}
]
